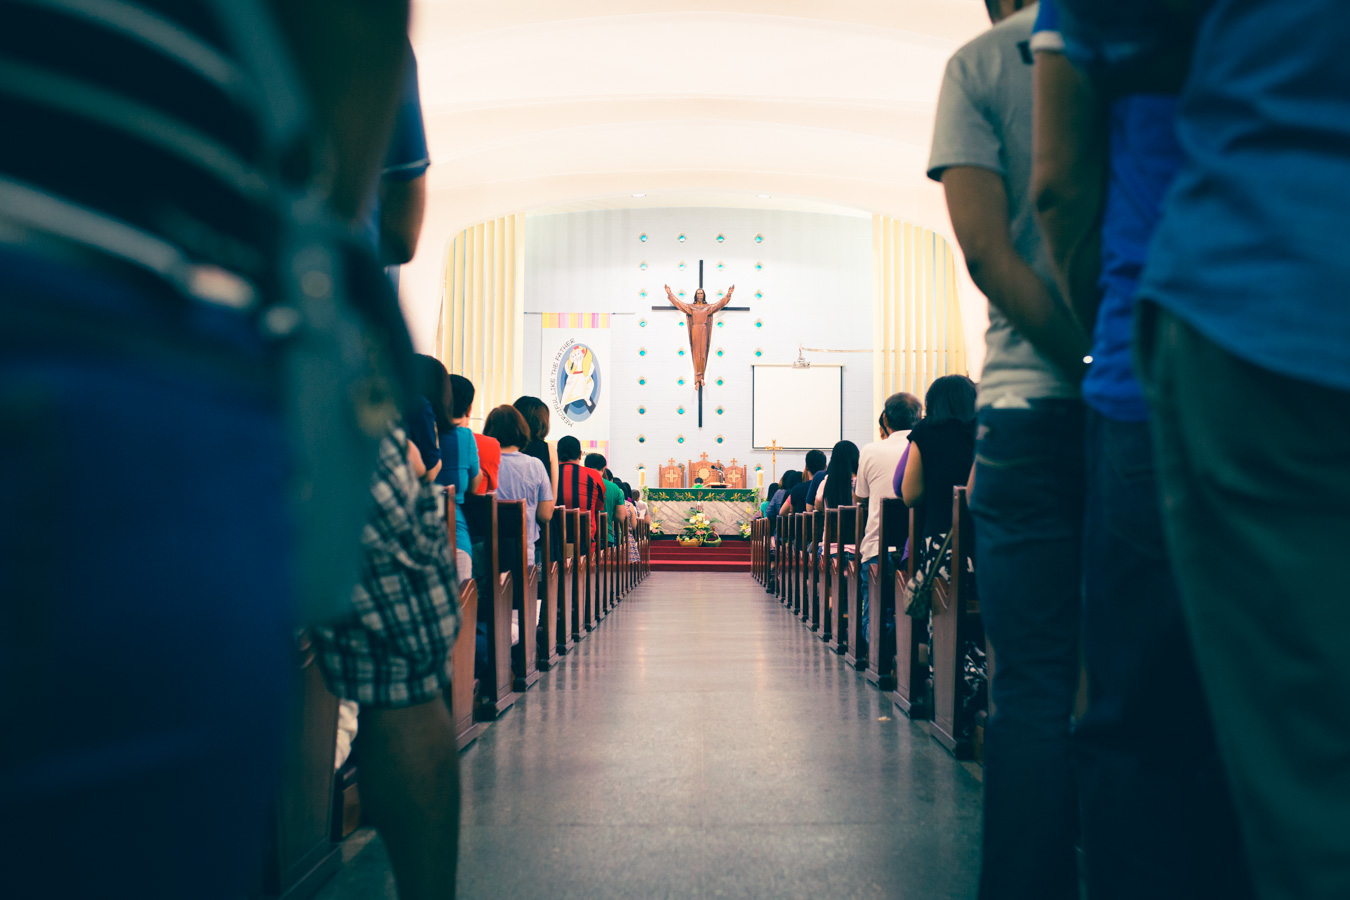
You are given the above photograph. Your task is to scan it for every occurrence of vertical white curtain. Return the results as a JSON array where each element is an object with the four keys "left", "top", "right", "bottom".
[
  {"left": 872, "top": 214, "right": 968, "bottom": 409},
  {"left": 437, "top": 214, "right": 526, "bottom": 424}
]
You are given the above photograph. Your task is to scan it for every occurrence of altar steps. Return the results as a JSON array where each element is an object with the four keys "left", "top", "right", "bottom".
[{"left": 649, "top": 538, "right": 751, "bottom": 573}]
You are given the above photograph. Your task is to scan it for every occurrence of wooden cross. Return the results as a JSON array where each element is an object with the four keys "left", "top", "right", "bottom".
[{"left": 766, "top": 439, "right": 783, "bottom": 483}]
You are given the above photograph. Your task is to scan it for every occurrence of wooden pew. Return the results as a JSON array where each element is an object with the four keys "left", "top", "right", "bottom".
[
  {"left": 464, "top": 491, "right": 516, "bottom": 719},
  {"left": 498, "top": 500, "right": 541, "bottom": 694},
  {"left": 593, "top": 511, "right": 609, "bottom": 621},
  {"left": 255, "top": 633, "right": 341, "bottom": 900},
  {"left": 565, "top": 509, "right": 586, "bottom": 645},
  {"left": 752, "top": 519, "right": 762, "bottom": 583},
  {"left": 929, "top": 487, "right": 981, "bottom": 759},
  {"left": 799, "top": 511, "right": 816, "bottom": 623},
  {"left": 781, "top": 514, "right": 795, "bottom": 607},
  {"left": 806, "top": 512, "right": 822, "bottom": 631},
  {"left": 581, "top": 511, "right": 597, "bottom": 632},
  {"left": 866, "top": 498, "right": 909, "bottom": 691},
  {"left": 842, "top": 506, "right": 867, "bottom": 670},
  {"left": 445, "top": 487, "right": 487, "bottom": 747},
  {"left": 538, "top": 507, "right": 562, "bottom": 671},
  {"left": 820, "top": 508, "right": 836, "bottom": 644},
  {"left": 792, "top": 513, "right": 806, "bottom": 616}
]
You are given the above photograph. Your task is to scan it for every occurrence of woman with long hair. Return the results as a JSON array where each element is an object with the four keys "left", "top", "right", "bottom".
[
  {"left": 815, "top": 440, "right": 861, "bottom": 511},
  {"left": 513, "top": 395, "right": 558, "bottom": 497}
]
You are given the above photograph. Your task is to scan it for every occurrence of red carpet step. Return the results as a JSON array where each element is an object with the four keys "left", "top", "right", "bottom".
[{"left": 649, "top": 538, "right": 751, "bottom": 572}]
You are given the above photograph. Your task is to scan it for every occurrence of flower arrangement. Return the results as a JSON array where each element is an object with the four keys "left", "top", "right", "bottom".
[
  {"left": 680, "top": 506, "right": 721, "bottom": 546},
  {"left": 649, "top": 519, "right": 664, "bottom": 536},
  {"left": 739, "top": 520, "right": 752, "bottom": 539}
]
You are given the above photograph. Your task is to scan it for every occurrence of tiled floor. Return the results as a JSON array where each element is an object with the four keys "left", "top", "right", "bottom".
[{"left": 315, "top": 572, "right": 983, "bottom": 899}]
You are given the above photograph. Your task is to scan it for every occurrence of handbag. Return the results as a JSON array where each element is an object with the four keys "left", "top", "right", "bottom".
[{"left": 901, "top": 527, "right": 955, "bottom": 620}]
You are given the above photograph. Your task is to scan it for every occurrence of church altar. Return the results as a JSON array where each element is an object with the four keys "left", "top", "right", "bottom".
[{"left": 645, "top": 487, "right": 760, "bottom": 537}]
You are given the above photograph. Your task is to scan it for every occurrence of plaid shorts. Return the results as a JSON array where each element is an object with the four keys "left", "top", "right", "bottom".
[{"left": 314, "top": 429, "right": 461, "bottom": 708}]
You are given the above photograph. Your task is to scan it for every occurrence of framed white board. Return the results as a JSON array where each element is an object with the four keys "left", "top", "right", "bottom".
[{"left": 751, "top": 365, "right": 844, "bottom": 450}]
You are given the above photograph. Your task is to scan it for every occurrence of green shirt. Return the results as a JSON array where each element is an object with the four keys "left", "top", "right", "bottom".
[{"left": 601, "top": 479, "right": 624, "bottom": 543}]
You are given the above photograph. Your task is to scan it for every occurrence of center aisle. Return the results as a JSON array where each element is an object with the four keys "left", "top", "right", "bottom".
[{"left": 319, "top": 572, "right": 982, "bottom": 899}]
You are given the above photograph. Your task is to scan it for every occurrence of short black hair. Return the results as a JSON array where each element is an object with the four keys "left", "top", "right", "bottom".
[
  {"left": 883, "top": 392, "right": 923, "bottom": 433},
  {"left": 414, "top": 354, "right": 453, "bottom": 434},
  {"left": 558, "top": 435, "right": 582, "bottom": 461},
  {"left": 924, "top": 375, "right": 977, "bottom": 425},
  {"left": 447, "top": 374, "right": 475, "bottom": 419},
  {"left": 584, "top": 452, "right": 607, "bottom": 470},
  {"left": 767, "top": 482, "right": 779, "bottom": 497},
  {"left": 804, "top": 449, "right": 826, "bottom": 476},
  {"left": 780, "top": 470, "right": 801, "bottom": 491}
]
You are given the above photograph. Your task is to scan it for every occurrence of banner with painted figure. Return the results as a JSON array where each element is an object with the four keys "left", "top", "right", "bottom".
[{"left": 543, "top": 313, "right": 611, "bottom": 442}]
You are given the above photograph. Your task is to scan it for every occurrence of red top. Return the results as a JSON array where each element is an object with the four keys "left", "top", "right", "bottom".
[
  {"left": 474, "top": 433, "right": 500, "bottom": 494},
  {"left": 558, "top": 461, "right": 605, "bottom": 540}
]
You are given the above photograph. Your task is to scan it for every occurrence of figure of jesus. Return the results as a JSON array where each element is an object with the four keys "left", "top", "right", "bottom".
[{"left": 664, "top": 284, "right": 734, "bottom": 389}]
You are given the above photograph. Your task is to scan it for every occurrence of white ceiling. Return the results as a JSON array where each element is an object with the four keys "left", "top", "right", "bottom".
[{"left": 401, "top": 0, "right": 991, "bottom": 363}]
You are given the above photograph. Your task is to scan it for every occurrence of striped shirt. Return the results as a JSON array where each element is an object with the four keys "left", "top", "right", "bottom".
[
  {"left": 2, "top": 0, "right": 292, "bottom": 305},
  {"left": 558, "top": 462, "right": 605, "bottom": 541}
]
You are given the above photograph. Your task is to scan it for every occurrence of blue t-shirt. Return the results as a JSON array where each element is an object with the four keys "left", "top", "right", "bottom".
[
  {"left": 436, "top": 426, "right": 478, "bottom": 553},
  {"left": 1139, "top": 0, "right": 1350, "bottom": 391},
  {"left": 804, "top": 470, "right": 827, "bottom": 507},
  {"left": 1033, "top": 1, "right": 1186, "bottom": 422}
]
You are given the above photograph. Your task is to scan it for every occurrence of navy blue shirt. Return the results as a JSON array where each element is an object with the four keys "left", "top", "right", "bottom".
[
  {"left": 1140, "top": 0, "right": 1350, "bottom": 391},
  {"left": 405, "top": 396, "right": 440, "bottom": 471},
  {"left": 1034, "top": 1, "right": 1186, "bottom": 422},
  {"left": 366, "top": 50, "right": 431, "bottom": 254},
  {"left": 804, "top": 470, "right": 827, "bottom": 507}
]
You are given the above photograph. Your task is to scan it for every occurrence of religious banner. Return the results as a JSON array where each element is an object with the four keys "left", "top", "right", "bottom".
[{"left": 542, "top": 313, "right": 611, "bottom": 443}]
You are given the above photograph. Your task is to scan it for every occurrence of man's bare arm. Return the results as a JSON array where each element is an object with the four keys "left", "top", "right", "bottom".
[
  {"left": 379, "top": 174, "right": 427, "bottom": 265},
  {"left": 942, "top": 166, "right": 1090, "bottom": 382},
  {"left": 1033, "top": 51, "right": 1107, "bottom": 332},
  {"left": 270, "top": 0, "right": 411, "bottom": 222}
]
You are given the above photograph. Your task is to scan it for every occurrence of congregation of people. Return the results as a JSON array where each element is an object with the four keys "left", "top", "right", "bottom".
[{"left": 7, "top": 0, "right": 1350, "bottom": 898}]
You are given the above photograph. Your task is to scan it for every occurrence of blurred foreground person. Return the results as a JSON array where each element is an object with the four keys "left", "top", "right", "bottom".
[
  {"left": 0, "top": 0, "right": 414, "bottom": 896},
  {"left": 1030, "top": 3, "right": 1252, "bottom": 898},
  {"left": 1112, "top": 1, "right": 1350, "bottom": 896}
]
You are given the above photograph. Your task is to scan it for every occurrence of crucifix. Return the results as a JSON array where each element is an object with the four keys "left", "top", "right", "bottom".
[
  {"left": 766, "top": 439, "right": 783, "bottom": 484},
  {"left": 653, "top": 260, "right": 750, "bottom": 427}
]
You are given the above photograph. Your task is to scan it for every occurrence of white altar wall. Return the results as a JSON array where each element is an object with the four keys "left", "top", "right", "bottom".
[{"left": 522, "top": 208, "right": 876, "bottom": 485}]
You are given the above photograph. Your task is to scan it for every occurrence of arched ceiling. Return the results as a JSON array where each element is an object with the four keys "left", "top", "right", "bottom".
[{"left": 401, "top": 0, "right": 991, "bottom": 360}]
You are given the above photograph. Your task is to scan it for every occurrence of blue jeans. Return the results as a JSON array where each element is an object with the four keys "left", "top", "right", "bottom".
[
  {"left": 1, "top": 253, "right": 294, "bottom": 897},
  {"left": 1076, "top": 411, "right": 1251, "bottom": 899},
  {"left": 970, "top": 401, "right": 1085, "bottom": 900},
  {"left": 859, "top": 555, "right": 876, "bottom": 652}
]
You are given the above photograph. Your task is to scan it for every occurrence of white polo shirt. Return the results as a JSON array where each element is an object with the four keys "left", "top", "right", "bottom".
[{"left": 854, "top": 430, "right": 911, "bottom": 561}]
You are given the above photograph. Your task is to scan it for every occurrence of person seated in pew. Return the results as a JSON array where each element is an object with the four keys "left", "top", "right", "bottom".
[
  {"left": 557, "top": 436, "right": 606, "bottom": 549},
  {"left": 781, "top": 449, "right": 826, "bottom": 516},
  {"left": 634, "top": 486, "right": 650, "bottom": 524},
  {"left": 761, "top": 483, "right": 779, "bottom": 517},
  {"left": 900, "top": 374, "right": 984, "bottom": 738},
  {"left": 513, "top": 395, "right": 559, "bottom": 499},
  {"left": 484, "top": 403, "right": 555, "bottom": 609},
  {"left": 622, "top": 484, "right": 642, "bottom": 564},
  {"left": 587, "top": 453, "right": 628, "bottom": 545},
  {"left": 814, "top": 442, "right": 860, "bottom": 513},
  {"left": 767, "top": 470, "right": 800, "bottom": 521},
  {"left": 854, "top": 392, "right": 923, "bottom": 659},
  {"left": 448, "top": 374, "right": 499, "bottom": 494},
  {"left": 409, "top": 355, "right": 449, "bottom": 485},
  {"left": 437, "top": 374, "right": 483, "bottom": 583}
]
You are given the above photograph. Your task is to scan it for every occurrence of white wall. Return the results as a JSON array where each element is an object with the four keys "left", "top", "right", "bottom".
[{"left": 523, "top": 207, "right": 877, "bottom": 487}]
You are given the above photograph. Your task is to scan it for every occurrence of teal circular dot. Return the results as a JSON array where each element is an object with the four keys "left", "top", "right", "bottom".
[
  {"left": 640, "top": 262, "right": 648, "bottom": 270},
  {"left": 716, "top": 437, "right": 724, "bottom": 443},
  {"left": 677, "top": 407, "right": 685, "bottom": 415},
  {"left": 755, "top": 291, "right": 763, "bottom": 299},
  {"left": 678, "top": 436, "right": 685, "bottom": 444},
  {"left": 639, "top": 349, "right": 646, "bottom": 356},
  {"left": 716, "top": 350, "right": 723, "bottom": 357},
  {"left": 638, "top": 435, "right": 646, "bottom": 443},
  {"left": 754, "top": 234, "right": 764, "bottom": 243},
  {"left": 717, "top": 321, "right": 723, "bottom": 328},
  {"left": 716, "top": 378, "right": 724, "bottom": 386},
  {"left": 755, "top": 320, "right": 763, "bottom": 328},
  {"left": 678, "top": 349, "right": 685, "bottom": 356},
  {"left": 678, "top": 234, "right": 687, "bottom": 242},
  {"left": 755, "top": 350, "right": 762, "bottom": 357},
  {"left": 677, "top": 378, "right": 685, "bottom": 386},
  {"left": 638, "top": 406, "right": 646, "bottom": 414},
  {"left": 754, "top": 263, "right": 763, "bottom": 271},
  {"left": 716, "top": 407, "right": 725, "bottom": 415},
  {"left": 716, "top": 234, "right": 725, "bottom": 243},
  {"left": 639, "top": 234, "right": 648, "bottom": 242}
]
